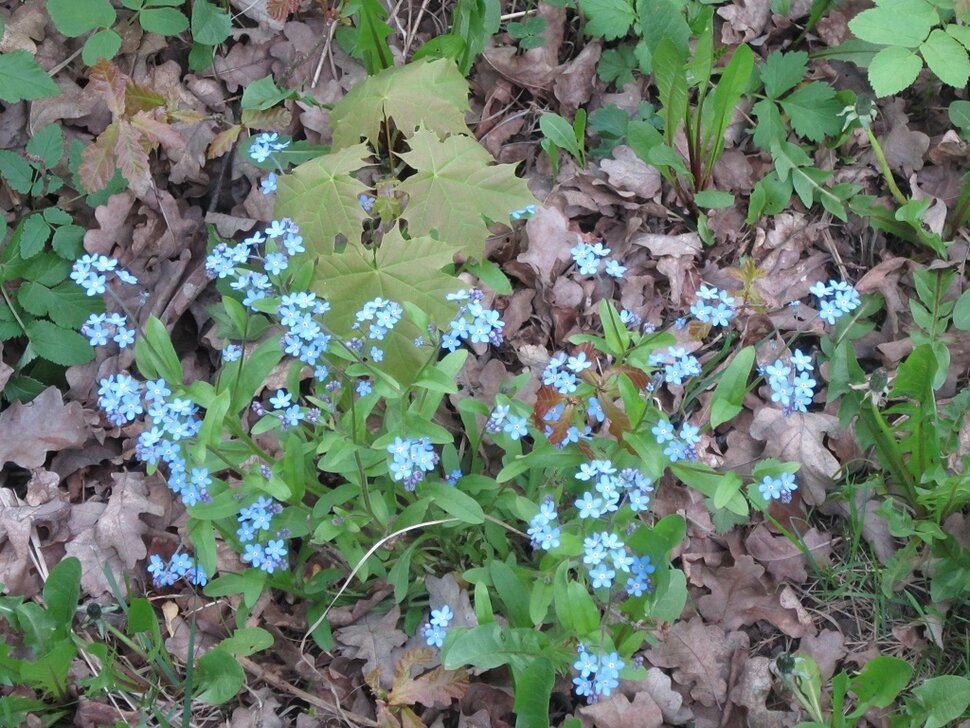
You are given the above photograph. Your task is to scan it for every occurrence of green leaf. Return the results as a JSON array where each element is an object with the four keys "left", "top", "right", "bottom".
[
  {"left": 539, "top": 113, "right": 582, "bottom": 158},
  {"left": 194, "top": 649, "right": 245, "bottom": 704},
  {"left": 912, "top": 675, "right": 970, "bottom": 728},
  {"left": 329, "top": 58, "right": 470, "bottom": 149},
  {"left": 47, "top": 0, "right": 116, "bottom": 36},
  {"left": 653, "top": 39, "right": 688, "bottom": 147},
  {"left": 0, "top": 150, "right": 35, "bottom": 194},
  {"left": 847, "top": 0, "right": 937, "bottom": 47},
  {"left": 693, "top": 189, "right": 735, "bottom": 208},
  {"left": 953, "top": 289, "right": 970, "bottom": 330},
  {"left": 513, "top": 657, "right": 554, "bottom": 728},
  {"left": 218, "top": 627, "right": 273, "bottom": 657},
  {"left": 240, "top": 75, "right": 293, "bottom": 110},
  {"left": 18, "top": 281, "right": 101, "bottom": 328},
  {"left": 25, "top": 320, "right": 94, "bottom": 366},
  {"left": 489, "top": 561, "right": 531, "bottom": 627},
  {"left": 751, "top": 98, "right": 786, "bottom": 150},
  {"left": 442, "top": 623, "right": 551, "bottom": 673},
  {"left": 850, "top": 655, "right": 912, "bottom": 708},
  {"left": 648, "top": 567, "right": 687, "bottom": 622},
  {"left": 43, "top": 557, "right": 80, "bottom": 625},
  {"left": 709, "top": 345, "right": 754, "bottom": 427},
  {"left": 949, "top": 99, "right": 970, "bottom": 133},
  {"left": 424, "top": 482, "right": 484, "bottom": 524},
  {"left": 920, "top": 29, "right": 970, "bottom": 87},
  {"left": 26, "top": 125, "right": 64, "bottom": 169},
  {"left": 866, "top": 45, "right": 923, "bottom": 97},
  {"left": 191, "top": 0, "right": 232, "bottom": 45},
  {"left": 395, "top": 127, "right": 534, "bottom": 260},
  {"left": 20, "top": 215, "right": 50, "bottom": 259},
  {"left": 312, "top": 229, "right": 461, "bottom": 384},
  {"left": 579, "top": 0, "right": 636, "bottom": 40},
  {"left": 598, "top": 45, "right": 637, "bottom": 86},
  {"left": 760, "top": 51, "right": 808, "bottom": 99},
  {"left": 136, "top": 315, "right": 183, "bottom": 383},
  {"left": 139, "top": 7, "right": 189, "bottom": 35},
  {"left": 779, "top": 82, "right": 844, "bottom": 142},
  {"left": 82, "top": 28, "right": 122, "bottom": 64},
  {"left": 634, "top": 0, "right": 690, "bottom": 68},
  {"left": 275, "top": 143, "right": 371, "bottom": 256},
  {"left": 0, "top": 51, "right": 60, "bottom": 103},
  {"left": 51, "top": 225, "right": 85, "bottom": 259}
]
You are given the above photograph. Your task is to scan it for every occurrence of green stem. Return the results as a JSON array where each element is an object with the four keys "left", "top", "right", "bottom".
[{"left": 866, "top": 127, "right": 908, "bottom": 207}]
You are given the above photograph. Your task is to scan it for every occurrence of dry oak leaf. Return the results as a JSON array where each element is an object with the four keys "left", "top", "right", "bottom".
[
  {"left": 0, "top": 488, "right": 70, "bottom": 597},
  {"left": 517, "top": 205, "right": 581, "bottom": 285},
  {"left": 748, "top": 408, "right": 843, "bottom": 505},
  {"left": 599, "top": 146, "right": 662, "bottom": 199},
  {"left": 335, "top": 605, "right": 408, "bottom": 690},
  {"left": 730, "top": 656, "right": 799, "bottom": 728},
  {"left": 628, "top": 668, "right": 694, "bottom": 725},
  {"left": 744, "top": 524, "right": 832, "bottom": 583},
  {"left": 388, "top": 648, "right": 469, "bottom": 709},
  {"left": 644, "top": 617, "right": 749, "bottom": 707},
  {"left": 0, "top": 387, "right": 88, "bottom": 469},
  {"left": 578, "top": 691, "right": 664, "bottom": 728}
]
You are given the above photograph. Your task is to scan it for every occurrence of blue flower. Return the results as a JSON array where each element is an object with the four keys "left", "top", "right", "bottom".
[
  {"left": 356, "top": 380, "right": 372, "bottom": 396},
  {"left": 502, "top": 415, "right": 528, "bottom": 440},
  {"left": 260, "top": 172, "right": 278, "bottom": 194},
  {"left": 223, "top": 344, "right": 242, "bottom": 362},
  {"left": 269, "top": 389, "right": 292, "bottom": 410},
  {"left": 604, "top": 259, "right": 627, "bottom": 278}
]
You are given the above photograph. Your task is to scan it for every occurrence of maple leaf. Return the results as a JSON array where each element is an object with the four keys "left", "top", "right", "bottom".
[
  {"left": 275, "top": 143, "right": 371, "bottom": 256},
  {"left": 396, "top": 127, "right": 533, "bottom": 260},
  {"left": 312, "top": 228, "right": 462, "bottom": 385},
  {"left": 329, "top": 58, "right": 471, "bottom": 149},
  {"left": 388, "top": 648, "right": 468, "bottom": 708}
]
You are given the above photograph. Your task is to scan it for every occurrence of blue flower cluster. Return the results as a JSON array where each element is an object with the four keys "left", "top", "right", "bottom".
[
  {"left": 81, "top": 312, "right": 135, "bottom": 349},
  {"left": 279, "top": 292, "right": 332, "bottom": 380},
  {"left": 527, "top": 497, "right": 562, "bottom": 551},
  {"left": 570, "top": 242, "right": 627, "bottom": 277},
  {"left": 574, "top": 460, "right": 653, "bottom": 519},
  {"left": 147, "top": 552, "right": 208, "bottom": 588},
  {"left": 353, "top": 297, "right": 403, "bottom": 343},
  {"left": 237, "top": 496, "right": 289, "bottom": 573},
  {"left": 619, "top": 308, "right": 641, "bottom": 328},
  {"left": 810, "top": 279, "right": 861, "bottom": 325},
  {"left": 758, "top": 472, "right": 798, "bottom": 503},
  {"left": 71, "top": 254, "right": 138, "bottom": 296},
  {"left": 249, "top": 132, "right": 290, "bottom": 164},
  {"left": 485, "top": 404, "right": 530, "bottom": 441},
  {"left": 386, "top": 436, "right": 440, "bottom": 491},
  {"left": 648, "top": 347, "right": 701, "bottom": 386},
  {"left": 651, "top": 418, "right": 700, "bottom": 463},
  {"left": 763, "top": 349, "right": 816, "bottom": 415},
  {"left": 542, "top": 351, "right": 593, "bottom": 395},
  {"left": 573, "top": 645, "right": 624, "bottom": 703},
  {"left": 442, "top": 289, "right": 505, "bottom": 352},
  {"left": 421, "top": 604, "right": 454, "bottom": 648},
  {"left": 689, "top": 284, "right": 736, "bottom": 328}
]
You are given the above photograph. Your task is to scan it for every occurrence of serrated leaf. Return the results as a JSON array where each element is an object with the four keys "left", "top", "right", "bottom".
[
  {"left": 0, "top": 150, "right": 35, "bottom": 193},
  {"left": 114, "top": 119, "right": 151, "bottom": 194},
  {"left": 89, "top": 60, "right": 127, "bottom": 117},
  {"left": 920, "top": 29, "right": 970, "bottom": 87},
  {"left": 779, "top": 82, "right": 844, "bottom": 141},
  {"left": 26, "top": 125, "right": 64, "bottom": 169},
  {"left": 0, "top": 51, "right": 60, "bottom": 103},
  {"left": 598, "top": 45, "right": 637, "bottom": 86},
  {"left": 760, "top": 50, "right": 808, "bottom": 98},
  {"left": 579, "top": 0, "right": 636, "bottom": 41},
  {"left": 79, "top": 123, "right": 119, "bottom": 193},
  {"left": 82, "top": 28, "right": 122, "bottom": 65},
  {"left": 396, "top": 127, "right": 533, "bottom": 260},
  {"left": 206, "top": 125, "right": 242, "bottom": 159},
  {"left": 275, "top": 143, "right": 371, "bottom": 256},
  {"left": 311, "top": 229, "right": 462, "bottom": 384},
  {"left": 751, "top": 98, "right": 785, "bottom": 150},
  {"left": 867, "top": 45, "right": 923, "bottom": 96},
  {"left": 848, "top": 0, "right": 937, "bottom": 47},
  {"left": 25, "top": 320, "right": 95, "bottom": 366},
  {"left": 19, "top": 281, "right": 102, "bottom": 327},
  {"left": 20, "top": 215, "right": 50, "bottom": 259},
  {"left": 389, "top": 662, "right": 468, "bottom": 708},
  {"left": 330, "top": 59, "right": 470, "bottom": 149},
  {"left": 191, "top": 0, "right": 232, "bottom": 45},
  {"left": 140, "top": 7, "right": 189, "bottom": 35},
  {"left": 47, "top": 0, "right": 116, "bottom": 37}
]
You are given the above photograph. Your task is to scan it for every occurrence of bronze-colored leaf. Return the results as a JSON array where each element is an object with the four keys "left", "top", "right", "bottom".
[{"left": 79, "top": 122, "right": 119, "bottom": 193}]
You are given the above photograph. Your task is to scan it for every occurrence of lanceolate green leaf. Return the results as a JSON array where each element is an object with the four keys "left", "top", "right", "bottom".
[
  {"left": 312, "top": 228, "right": 462, "bottom": 383},
  {"left": 396, "top": 127, "right": 533, "bottom": 260},
  {"left": 275, "top": 143, "right": 371, "bottom": 256},
  {"left": 329, "top": 59, "right": 470, "bottom": 149},
  {"left": 709, "top": 345, "right": 755, "bottom": 428}
]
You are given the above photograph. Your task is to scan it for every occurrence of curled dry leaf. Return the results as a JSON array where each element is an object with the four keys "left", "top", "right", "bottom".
[
  {"left": 0, "top": 486, "right": 71, "bottom": 597},
  {"left": 553, "top": 42, "right": 601, "bottom": 117},
  {"left": 0, "top": 387, "right": 89, "bottom": 469},
  {"left": 0, "top": 344, "right": 12, "bottom": 391}
]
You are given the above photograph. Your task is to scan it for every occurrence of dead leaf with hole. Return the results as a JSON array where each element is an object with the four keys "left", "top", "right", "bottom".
[
  {"left": 335, "top": 605, "right": 408, "bottom": 690},
  {"left": 748, "top": 408, "right": 844, "bottom": 505},
  {"left": 0, "top": 387, "right": 89, "bottom": 470},
  {"left": 644, "top": 617, "right": 749, "bottom": 707}
]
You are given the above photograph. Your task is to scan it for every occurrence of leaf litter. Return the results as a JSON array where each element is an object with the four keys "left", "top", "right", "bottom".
[{"left": 1, "top": 0, "right": 969, "bottom": 724}]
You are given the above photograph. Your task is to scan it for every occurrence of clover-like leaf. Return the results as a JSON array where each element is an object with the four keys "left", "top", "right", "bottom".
[
  {"left": 329, "top": 59, "right": 470, "bottom": 149},
  {"left": 312, "top": 227, "right": 462, "bottom": 383},
  {"left": 396, "top": 127, "right": 533, "bottom": 260},
  {"left": 275, "top": 143, "right": 371, "bottom": 256}
]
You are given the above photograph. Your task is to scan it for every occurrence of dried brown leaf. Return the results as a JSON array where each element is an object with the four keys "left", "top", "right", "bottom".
[
  {"left": 130, "top": 111, "right": 182, "bottom": 149},
  {"left": 579, "top": 691, "right": 664, "bottom": 728},
  {"left": 207, "top": 125, "right": 243, "bottom": 160},
  {"left": 799, "top": 629, "right": 846, "bottom": 681},
  {"left": 599, "top": 146, "right": 662, "bottom": 199},
  {"left": 389, "top": 661, "right": 468, "bottom": 708},
  {"left": 744, "top": 524, "right": 831, "bottom": 583},
  {"left": 553, "top": 42, "right": 601, "bottom": 116},
  {"left": 241, "top": 107, "right": 293, "bottom": 132},
  {"left": 0, "top": 344, "right": 12, "bottom": 392},
  {"left": 517, "top": 205, "right": 581, "bottom": 285},
  {"left": 335, "top": 605, "right": 408, "bottom": 690},
  {"left": 80, "top": 123, "right": 120, "bottom": 194},
  {"left": 0, "top": 387, "right": 89, "bottom": 469},
  {"left": 730, "top": 656, "right": 799, "bottom": 728}
]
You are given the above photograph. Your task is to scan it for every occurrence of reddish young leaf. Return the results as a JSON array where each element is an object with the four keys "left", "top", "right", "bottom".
[
  {"left": 114, "top": 119, "right": 151, "bottom": 195},
  {"left": 130, "top": 110, "right": 182, "bottom": 149},
  {"left": 89, "top": 59, "right": 126, "bottom": 117},
  {"left": 79, "top": 122, "right": 119, "bottom": 192},
  {"left": 206, "top": 125, "right": 242, "bottom": 160},
  {"left": 267, "top": 0, "right": 301, "bottom": 21}
]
